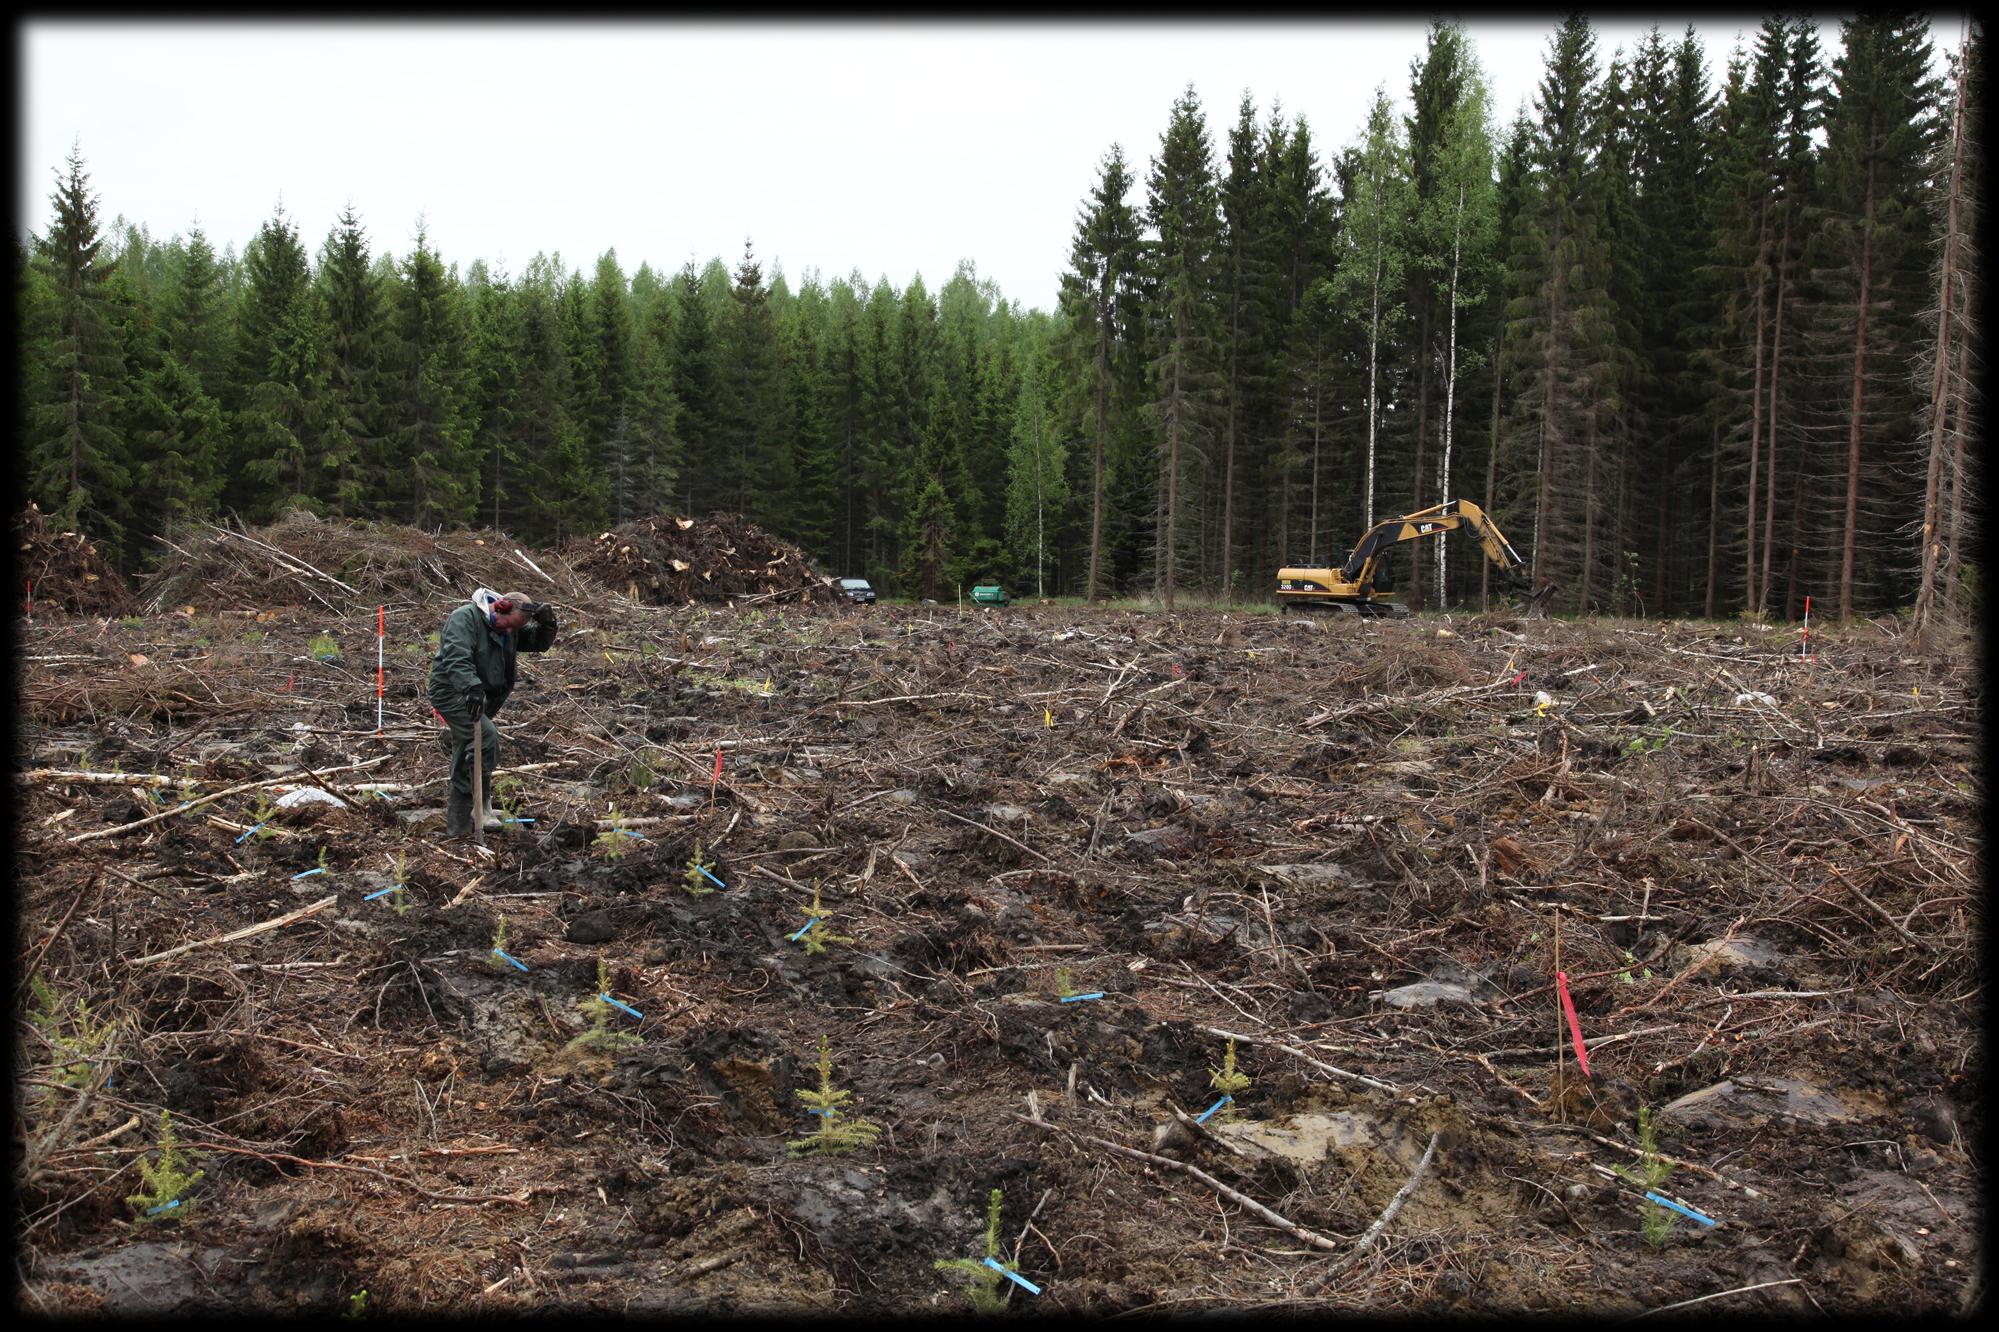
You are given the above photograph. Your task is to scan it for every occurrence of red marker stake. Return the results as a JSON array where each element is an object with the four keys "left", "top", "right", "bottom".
[
  {"left": 1555, "top": 972, "right": 1591, "bottom": 1076},
  {"left": 376, "top": 605, "right": 386, "bottom": 735},
  {"left": 711, "top": 747, "right": 723, "bottom": 801}
]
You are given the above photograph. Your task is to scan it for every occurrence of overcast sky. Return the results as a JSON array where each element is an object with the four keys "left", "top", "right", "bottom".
[{"left": 19, "top": 17, "right": 1970, "bottom": 314}]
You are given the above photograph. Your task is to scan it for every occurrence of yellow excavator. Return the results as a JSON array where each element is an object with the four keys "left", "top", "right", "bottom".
[{"left": 1276, "top": 499, "right": 1544, "bottom": 616}]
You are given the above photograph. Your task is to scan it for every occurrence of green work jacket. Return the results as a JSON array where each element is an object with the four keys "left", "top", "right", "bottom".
[{"left": 427, "top": 603, "right": 556, "bottom": 716}]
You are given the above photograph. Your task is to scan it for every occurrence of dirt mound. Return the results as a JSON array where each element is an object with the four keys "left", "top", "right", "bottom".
[
  {"left": 15, "top": 503, "right": 132, "bottom": 616},
  {"left": 138, "top": 510, "right": 603, "bottom": 613},
  {"left": 562, "top": 512, "right": 833, "bottom": 605}
]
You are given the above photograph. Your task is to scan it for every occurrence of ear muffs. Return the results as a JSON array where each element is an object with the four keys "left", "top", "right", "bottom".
[{"left": 490, "top": 597, "right": 516, "bottom": 616}]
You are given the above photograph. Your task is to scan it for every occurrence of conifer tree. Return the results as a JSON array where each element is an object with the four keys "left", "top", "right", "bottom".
[
  {"left": 236, "top": 203, "right": 325, "bottom": 517},
  {"left": 1058, "top": 144, "right": 1143, "bottom": 603},
  {"left": 24, "top": 145, "right": 133, "bottom": 561},
  {"left": 1812, "top": 14, "right": 1942, "bottom": 616},
  {"left": 387, "top": 223, "right": 476, "bottom": 528},
  {"left": 318, "top": 204, "right": 386, "bottom": 516},
  {"left": 1145, "top": 85, "right": 1225, "bottom": 607}
]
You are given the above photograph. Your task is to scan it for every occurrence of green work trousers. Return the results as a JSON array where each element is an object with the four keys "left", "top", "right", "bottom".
[{"left": 434, "top": 694, "right": 499, "bottom": 799}]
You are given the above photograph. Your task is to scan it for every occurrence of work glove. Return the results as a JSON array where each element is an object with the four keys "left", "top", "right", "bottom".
[
  {"left": 531, "top": 601, "right": 558, "bottom": 635},
  {"left": 465, "top": 685, "right": 487, "bottom": 719}
]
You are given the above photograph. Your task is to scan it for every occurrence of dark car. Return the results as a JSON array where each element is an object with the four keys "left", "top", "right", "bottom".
[{"left": 836, "top": 577, "right": 877, "bottom": 604}]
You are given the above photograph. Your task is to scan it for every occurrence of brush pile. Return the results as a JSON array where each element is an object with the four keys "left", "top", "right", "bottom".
[
  {"left": 139, "top": 510, "right": 597, "bottom": 613},
  {"left": 562, "top": 512, "right": 834, "bottom": 605},
  {"left": 15, "top": 503, "right": 132, "bottom": 616}
]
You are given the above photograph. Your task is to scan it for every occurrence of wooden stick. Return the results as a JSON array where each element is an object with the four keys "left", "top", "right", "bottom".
[
  {"left": 934, "top": 807, "right": 1054, "bottom": 864},
  {"left": 1196, "top": 1026, "right": 1400, "bottom": 1093},
  {"left": 1312, "top": 1132, "right": 1440, "bottom": 1288},
  {"left": 128, "top": 894, "right": 338, "bottom": 966},
  {"left": 66, "top": 757, "right": 391, "bottom": 844},
  {"left": 1015, "top": 1109, "right": 1349, "bottom": 1254}
]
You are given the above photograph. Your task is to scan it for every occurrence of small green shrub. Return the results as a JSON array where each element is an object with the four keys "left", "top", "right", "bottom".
[
  {"left": 933, "top": 1187, "right": 1015, "bottom": 1313},
  {"left": 593, "top": 805, "right": 635, "bottom": 859},
  {"left": 1611, "top": 1105, "right": 1677, "bottom": 1247},
  {"left": 682, "top": 840, "right": 717, "bottom": 896},
  {"left": 793, "top": 880, "right": 852, "bottom": 955},
  {"left": 487, "top": 915, "right": 513, "bottom": 971},
  {"left": 1207, "top": 1037, "right": 1251, "bottom": 1122},
  {"left": 789, "top": 1035, "right": 879, "bottom": 1157},
  {"left": 568, "top": 957, "right": 642, "bottom": 1053},
  {"left": 28, "top": 974, "right": 118, "bottom": 1096},
  {"left": 308, "top": 632, "right": 341, "bottom": 661},
  {"left": 127, "top": 1110, "right": 204, "bottom": 1224}
]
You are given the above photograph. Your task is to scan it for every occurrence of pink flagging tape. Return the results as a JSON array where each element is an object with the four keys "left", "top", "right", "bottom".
[
  {"left": 713, "top": 748, "right": 724, "bottom": 782},
  {"left": 1556, "top": 971, "right": 1591, "bottom": 1076}
]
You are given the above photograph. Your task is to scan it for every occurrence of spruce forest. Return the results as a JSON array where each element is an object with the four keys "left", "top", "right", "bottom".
[{"left": 18, "top": 16, "right": 1982, "bottom": 625}]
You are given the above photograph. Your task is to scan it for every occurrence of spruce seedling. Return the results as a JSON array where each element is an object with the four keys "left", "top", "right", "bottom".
[
  {"left": 487, "top": 915, "right": 513, "bottom": 972},
  {"left": 789, "top": 1035, "right": 879, "bottom": 1157},
  {"left": 1052, "top": 967, "right": 1079, "bottom": 1000},
  {"left": 1611, "top": 1105, "right": 1677, "bottom": 1247},
  {"left": 1207, "top": 1037, "right": 1252, "bottom": 1122},
  {"left": 933, "top": 1187, "right": 1015, "bottom": 1313},
  {"left": 569, "top": 956, "right": 642, "bottom": 1053},
  {"left": 682, "top": 839, "right": 717, "bottom": 896},
  {"left": 127, "top": 1110, "right": 204, "bottom": 1224},
  {"left": 793, "top": 880, "right": 852, "bottom": 955},
  {"left": 593, "top": 804, "right": 634, "bottom": 859},
  {"left": 388, "top": 850, "right": 413, "bottom": 916},
  {"left": 245, "top": 791, "right": 278, "bottom": 842},
  {"left": 308, "top": 632, "right": 341, "bottom": 661},
  {"left": 345, "top": 1289, "right": 369, "bottom": 1320},
  {"left": 27, "top": 973, "right": 118, "bottom": 1096}
]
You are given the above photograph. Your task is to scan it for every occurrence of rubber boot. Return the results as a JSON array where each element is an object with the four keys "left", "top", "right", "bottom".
[
  {"left": 479, "top": 775, "right": 505, "bottom": 833},
  {"left": 445, "top": 788, "right": 474, "bottom": 839}
]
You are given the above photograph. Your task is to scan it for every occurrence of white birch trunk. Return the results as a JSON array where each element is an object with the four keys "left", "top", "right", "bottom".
[{"left": 1437, "top": 179, "right": 1465, "bottom": 608}]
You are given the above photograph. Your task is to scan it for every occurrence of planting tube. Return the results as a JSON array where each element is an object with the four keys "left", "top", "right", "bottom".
[
  {"left": 492, "top": 949, "right": 529, "bottom": 972},
  {"left": 983, "top": 1258, "right": 1041, "bottom": 1294},
  {"left": 1059, "top": 992, "right": 1105, "bottom": 1003},
  {"left": 1197, "top": 1095, "right": 1233, "bottom": 1124},
  {"left": 1644, "top": 1191, "right": 1719, "bottom": 1228},
  {"left": 695, "top": 865, "right": 726, "bottom": 889},
  {"left": 789, "top": 917, "right": 821, "bottom": 942},
  {"left": 601, "top": 994, "right": 644, "bottom": 1020}
]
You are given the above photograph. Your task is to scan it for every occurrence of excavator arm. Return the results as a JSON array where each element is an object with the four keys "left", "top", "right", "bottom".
[
  {"left": 1276, "top": 500, "right": 1540, "bottom": 612},
  {"left": 1339, "top": 499, "right": 1528, "bottom": 589}
]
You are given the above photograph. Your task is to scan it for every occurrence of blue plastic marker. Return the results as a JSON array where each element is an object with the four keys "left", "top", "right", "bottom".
[
  {"left": 982, "top": 1258, "right": 1041, "bottom": 1295},
  {"left": 1196, "top": 1095, "right": 1234, "bottom": 1124},
  {"left": 292, "top": 866, "right": 327, "bottom": 880},
  {"left": 363, "top": 885, "right": 400, "bottom": 901},
  {"left": 696, "top": 865, "right": 726, "bottom": 890},
  {"left": 617, "top": 828, "right": 645, "bottom": 840},
  {"left": 234, "top": 823, "right": 265, "bottom": 844},
  {"left": 147, "top": 1200, "right": 182, "bottom": 1216},
  {"left": 1645, "top": 1191, "right": 1719, "bottom": 1228},
  {"left": 504, "top": 817, "right": 536, "bottom": 825},
  {"left": 789, "top": 917, "right": 821, "bottom": 942},
  {"left": 600, "top": 993, "right": 643, "bottom": 1020},
  {"left": 1059, "top": 992, "right": 1106, "bottom": 1004},
  {"left": 492, "top": 949, "right": 529, "bottom": 972}
]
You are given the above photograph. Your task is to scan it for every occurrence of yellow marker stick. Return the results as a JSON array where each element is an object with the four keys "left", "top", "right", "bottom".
[{"left": 1045, "top": 708, "right": 1053, "bottom": 728}]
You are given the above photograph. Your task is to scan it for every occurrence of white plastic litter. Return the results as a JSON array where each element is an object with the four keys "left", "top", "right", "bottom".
[
  {"left": 274, "top": 787, "right": 344, "bottom": 809},
  {"left": 1734, "top": 691, "right": 1777, "bottom": 707}
]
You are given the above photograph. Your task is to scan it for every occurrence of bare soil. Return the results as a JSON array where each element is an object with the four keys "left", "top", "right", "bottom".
[{"left": 11, "top": 597, "right": 1983, "bottom": 1317}]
